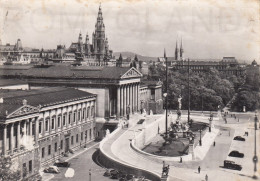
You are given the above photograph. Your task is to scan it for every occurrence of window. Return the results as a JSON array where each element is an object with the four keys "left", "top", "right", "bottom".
[
  {"left": 69, "top": 113, "right": 72, "bottom": 124},
  {"left": 87, "top": 107, "right": 90, "bottom": 119},
  {"left": 42, "top": 147, "right": 45, "bottom": 158},
  {"left": 71, "top": 136, "right": 74, "bottom": 145},
  {"left": 73, "top": 112, "right": 76, "bottom": 123},
  {"left": 91, "top": 106, "right": 95, "bottom": 117},
  {"left": 82, "top": 108, "right": 86, "bottom": 120},
  {"left": 76, "top": 134, "right": 79, "bottom": 143},
  {"left": 90, "top": 129, "right": 92, "bottom": 139},
  {"left": 29, "top": 160, "right": 32, "bottom": 173},
  {"left": 39, "top": 121, "right": 42, "bottom": 134},
  {"left": 151, "top": 89, "right": 155, "bottom": 100},
  {"left": 60, "top": 140, "right": 63, "bottom": 150},
  {"left": 51, "top": 117, "right": 55, "bottom": 130},
  {"left": 45, "top": 119, "right": 49, "bottom": 131},
  {"left": 81, "top": 132, "right": 83, "bottom": 140},
  {"left": 63, "top": 114, "right": 66, "bottom": 126},
  {"left": 48, "top": 145, "right": 51, "bottom": 155},
  {"left": 55, "top": 142, "right": 57, "bottom": 152},
  {"left": 58, "top": 116, "right": 61, "bottom": 128},
  {"left": 78, "top": 111, "right": 81, "bottom": 121},
  {"left": 23, "top": 163, "right": 27, "bottom": 177}
]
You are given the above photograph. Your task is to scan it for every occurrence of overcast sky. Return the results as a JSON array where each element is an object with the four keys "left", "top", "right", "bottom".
[{"left": 0, "top": 0, "right": 259, "bottom": 62}]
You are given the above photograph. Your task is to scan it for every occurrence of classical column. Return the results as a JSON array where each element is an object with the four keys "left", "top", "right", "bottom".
[
  {"left": 126, "top": 85, "right": 130, "bottom": 113},
  {"left": 120, "top": 87, "right": 123, "bottom": 117},
  {"left": 17, "top": 121, "right": 20, "bottom": 150},
  {"left": 131, "top": 84, "right": 134, "bottom": 113},
  {"left": 123, "top": 85, "right": 127, "bottom": 116},
  {"left": 129, "top": 84, "right": 133, "bottom": 114},
  {"left": 134, "top": 84, "right": 137, "bottom": 112},
  {"left": 35, "top": 118, "right": 39, "bottom": 146},
  {"left": 29, "top": 119, "right": 32, "bottom": 136},
  {"left": 117, "top": 86, "right": 121, "bottom": 118},
  {"left": 10, "top": 123, "right": 14, "bottom": 154},
  {"left": 137, "top": 83, "right": 140, "bottom": 111},
  {"left": 3, "top": 124, "right": 7, "bottom": 155}
]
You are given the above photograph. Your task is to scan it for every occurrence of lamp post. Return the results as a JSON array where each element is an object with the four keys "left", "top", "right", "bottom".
[
  {"left": 164, "top": 48, "right": 168, "bottom": 137},
  {"left": 253, "top": 113, "right": 258, "bottom": 179},
  {"left": 187, "top": 58, "right": 191, "bottom": 125}
]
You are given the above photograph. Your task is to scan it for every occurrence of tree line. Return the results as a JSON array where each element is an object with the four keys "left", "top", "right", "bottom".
[{"left": 147, "top": 63, "right": 259, "bottom": 112}]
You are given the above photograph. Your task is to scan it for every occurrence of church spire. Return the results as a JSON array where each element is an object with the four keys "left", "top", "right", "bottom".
[
  {"left": 180, "top": 37, "right": 184, "bottom": 60},
  {"left": 164, "top": 48, "right": 167, "bottom": 59},
  {"left": 175, "top": 40, "right": 179, "bottom": 60}
]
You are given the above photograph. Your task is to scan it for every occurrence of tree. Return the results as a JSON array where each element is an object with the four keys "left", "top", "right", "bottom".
[{"left": 0, "top": 156, "right": 21, "bottom": 181}]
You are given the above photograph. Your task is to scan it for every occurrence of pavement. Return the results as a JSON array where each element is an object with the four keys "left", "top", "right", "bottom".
[
  {"left": 101, "top": 112, "right": 260, "bottom": 181},
  {"left": 41, "top": 141, "right": 111, "bottom": 181}
]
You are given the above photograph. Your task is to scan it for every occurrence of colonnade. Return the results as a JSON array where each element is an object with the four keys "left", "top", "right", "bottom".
[
  {"left": 2, "top": 117, "right": 38, "bottom": 156},
  {"left": 117, "top": 83, "right": 140, "bottom": 117}
]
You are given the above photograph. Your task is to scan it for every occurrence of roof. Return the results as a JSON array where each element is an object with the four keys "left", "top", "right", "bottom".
[
  {"left": 0, "top": 87, "right": 96, "bottom": 119},
  {"left": 0, "top": 79, "right": 27, "bottom": 86},
  {"left": 0, "top": 64, "right": 142, "bottom": 80}
]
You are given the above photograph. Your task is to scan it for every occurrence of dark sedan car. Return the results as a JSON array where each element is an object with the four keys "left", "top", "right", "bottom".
[
  {"left": 228, "top": 151, "right": 244, "bottom": 158},
  {"left": 224, "top": 160, "right": 242, "bottom": 171},
  {"left": 54, "top": 160, "right": 71, "bottom": 167},
  {"left": 233, "top": 136, "right": 245, "bottom": 141}
]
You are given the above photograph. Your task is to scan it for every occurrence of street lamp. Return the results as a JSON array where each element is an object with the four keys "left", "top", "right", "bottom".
[
  {"left": 164, "top": 48, "right": 168, "bottom": 137},
  {"left": 253, "top": 113, "right": 258, "bottom": 179}
]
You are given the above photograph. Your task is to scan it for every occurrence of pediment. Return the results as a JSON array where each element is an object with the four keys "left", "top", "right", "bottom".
[
  {"left": 7, "top": 105, "right": 39, "bottom": 118},
  {"left": 121, "top": 67, "right": 142, "bottom": 79}
]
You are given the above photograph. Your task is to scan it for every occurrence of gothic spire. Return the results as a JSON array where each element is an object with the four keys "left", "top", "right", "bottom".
[
  {"left": 175, "top": 40, "right": 179, "bottom": 60},
  {"left": 180, "top": 37, "right": 184, "bottom": 59}
]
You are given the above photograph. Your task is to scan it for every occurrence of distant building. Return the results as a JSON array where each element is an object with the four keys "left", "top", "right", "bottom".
[
  {"left": 68, "top": 4, "right": 113, "bottom": 62},
  {"left": 172, "top": 57, "right": 245, "bottom": 76},
  {"left": 140, "top": 80, "right": 163, "bottom": 114},
  {"left": 0, "top": 87, "right": 96, "bottom": 179},
  {"left": 0, "top": 39, "right": 55, "bottom": 65}
]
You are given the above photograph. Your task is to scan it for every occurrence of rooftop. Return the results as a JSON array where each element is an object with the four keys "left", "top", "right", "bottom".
[
  {"left": 0, "top": 79, "right": 27, "bottom": 86},
  {"left": 0, "top": 64, "right": 141, "bottom": 80},
  {"left": 0, "top": 87, "right": 96, "bottom": 119}
]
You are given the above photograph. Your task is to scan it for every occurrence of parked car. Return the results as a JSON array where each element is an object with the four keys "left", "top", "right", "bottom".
[
  {"left": 54, "top": 160, "right": 71, "bottom": 167},
  {"left": 43, "top": 166, "right": 60, "bottom": 173},
  {"left": 126, "top": 174, "right": 135, "bottom": 180},
  {"left": 103, "top": 169, "right": 113, "bottom": 177},
  {"left": 233, "top": 136, "right": 245, "bottom": 141},
  {"left": 228, "top": 150, "right": 244, "bottom": 158},
  {"left": 223, "top": 160, "right": 242, "bottom": 171},
  {"left": 110, "top": 169, "right": 120, "bottom": 179}
]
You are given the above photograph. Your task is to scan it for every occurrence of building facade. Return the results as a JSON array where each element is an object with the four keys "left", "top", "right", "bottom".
[{"left": 0, "top": 87, "right": 96, "bottom": 179}]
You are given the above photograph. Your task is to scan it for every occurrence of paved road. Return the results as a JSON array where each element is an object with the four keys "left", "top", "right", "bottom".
[
  {"left": 49, "top": 144, "right": 110, "bottom": 181},
  {"left": 103, "top": 113, "right": 259, "bottom": 181}
]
